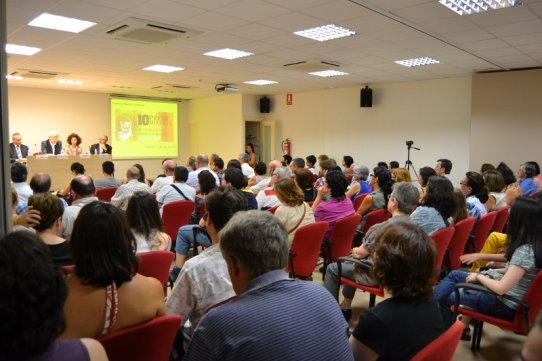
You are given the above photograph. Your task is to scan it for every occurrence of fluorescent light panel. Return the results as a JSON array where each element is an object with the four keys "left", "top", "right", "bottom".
[
  {"left": 28, "top": 13, "right": 96, "bottom": 33},
  {"left": 6, "top": 75, "right": 24, "bottom": 80},
  {"left": 309, "top": 70, "right": 349, "bottom": 77},
  {"left": 6, "top": 44, "right": 42, "bottom": 56},
  {"left": 58, "top": 79, "right": 83, "bottom": 85},
  {"left": 204, "top": 48, "right": 253, "bottom": 60},
  {"left": 395, "top": 57, "right": 440, "bottom": 67},
  {"left": 244, "top": 80, "right": 277, "bottom": 86},
  {"left": 143, "top": 65, "right": 184, "bottom": 73},
  {"left": 294, "top": 24, "right": 356, "bottom": 42},
  {"left": 439, "top": 0, "right": 517, "bottom": 15}
]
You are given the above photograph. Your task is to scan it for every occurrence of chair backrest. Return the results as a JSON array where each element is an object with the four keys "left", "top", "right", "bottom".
[
  {"left": 410, "top": 321, "right": 463, "bottom": 361},
  {"left": 472, "top": 211, "right": 498, "bottom": 252},
  {"left": 287, "top": 221, "right": 328, "bottom": 278},
  {"left": 99, "top": 315, "right": 182, "bottom": 361},
  {"left": 353, "top": 193, "right": 368, "bottom": 211},
  {"left": 328, "top": 213, "right": 361, "bottom": 261},
  {"left": 162, "top": 200, "right": 195, "bottom": 240},
  {"left": 491, "top": 205, "right": 511, "bottom": 233},
  {"left": 267, "top": 205, "right": 279, "bottom": 214},
  {"left": 96, "top": 187, "right": 117, "bottom": 202},
  {"left": 448, "top": 217, "right": 475, "bottom": 269},
  {"left": 362, "top": 208, "right": 391, "bottom": 234},
  {"left": 512, "top": 271, "right": 542, "bottom": 333},
  {"left": 138, "top": 251, "right": 174, "bottom": 286},
  {"left": 430, "top": 226, "right": 455, "bottom": 270}
]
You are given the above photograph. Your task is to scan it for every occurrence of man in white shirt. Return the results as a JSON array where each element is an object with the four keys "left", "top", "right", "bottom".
[
  {"left": 11, "top": 163, "right": 32, "bottom": 206},
  {"left": 186, "top": 154, "right": 219, "bottom": 191},
  {"left": 239, "top": 153, "right": 255, "bottom": 178},
  {"left": 111, "top": 167, "right": 151, "bottom": 210},
  {"left": 151, "top": 159, "right": 176, "bottom": 194},
  {"left": 435, "top": 158, "right": 453, "bottom": 184},
  {"left": 61, "top": 175, "right": 99, "bottom": 240},
  {"left": 255, "top": 166, "right": 290, "bottom": 210},
  {"left": 157, "top": 166, "right": 196, "bottom": 214},
  {"left": 250, "top": 160, "right": 282, "bottom": 195}
]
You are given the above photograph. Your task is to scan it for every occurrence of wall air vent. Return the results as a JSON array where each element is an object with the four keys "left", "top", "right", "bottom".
[
  {"left": 16, "top": 69, "right": 61, "bottom": 79},
  {"left": 283, "top": 59, "right": 341, "bottom": 73},
  {"left": 105, "top": 17, "right": 203, "bottom": 44}
]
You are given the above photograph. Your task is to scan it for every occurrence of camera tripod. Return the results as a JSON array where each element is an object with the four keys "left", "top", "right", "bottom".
[{"left": 404, "top": 141, "right": 420, "bottom": 180}]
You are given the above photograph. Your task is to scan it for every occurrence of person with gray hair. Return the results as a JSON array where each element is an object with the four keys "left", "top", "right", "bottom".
[
  {"left": 250, "top": 159, "right": 282, "bottom": 194},
  {"left": 185, "top": 211, "right": 353, "bottom": 361},
  {"left": 111, "top": 167, "right": 151, "bottom": 211},
  {"left": 324, "top": 181, "right": 421, "bottom": 321},
  {"left": 238, "top": 152, "right": 255, "bottom": 178},
  {"left": 186, "top": 154, "right": 220, "bottom": 190},
  {"left": 150, "top": 159, "right": 176, "bottom": 194},
  {"left": 346, "top": 164, "right": 372, "bottom": 200},
  {"left": 40, "top": 130, "right": 63, "bottom": 155},
  {"left": 255, "top": 166, "right": 291, "bottom": 210}
]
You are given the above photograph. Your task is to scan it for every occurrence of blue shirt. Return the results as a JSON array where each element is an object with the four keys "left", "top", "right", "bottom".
[
  {"left": 410, "top": 206, "right": 446, "bottom": 235},
  {"left": 520, "top": 178, "right": 537, "bottom": 196},
  {"left": 466, "top": 195, "right": 487, "bottom": 220},
  {"left": 185, "top": 270, "right": 353, "bottom": 361}
]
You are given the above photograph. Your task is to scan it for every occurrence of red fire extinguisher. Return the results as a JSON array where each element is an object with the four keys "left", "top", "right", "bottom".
[{"left": 282, "top": 138, "right": 291, "bottom": 155}]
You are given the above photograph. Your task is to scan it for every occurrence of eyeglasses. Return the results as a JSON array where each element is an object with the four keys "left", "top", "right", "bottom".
[{"left": 459, "top": 182, "right": 468, "bottom": 186}]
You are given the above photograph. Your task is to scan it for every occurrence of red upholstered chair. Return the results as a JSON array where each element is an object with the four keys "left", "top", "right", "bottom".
[
  {"left": 431, "top": 226, "right": 455, "bottom": 272},
  {"left": 353, "top": 193, "right": 368, "bottom": 211},
  {"left": 468, "top": 212, "right": 497, "bottom": 253},
  {"left": 99, "top": 315, "right": 182, "bottom": 361},
  {"left": 267, "top": 205, "right": 279, "bottom": 214},
  {"left": 453, "top": 271, "right": 542, "bottom": 350},
  {"left": 162, "top": 200, "right": 195, "bottom": 241},
  {"left": 353, "top": 208, "right": 391, "bottom": 247},
  {"left": 287, "top": 221, "right": 328, "bottom": 279},
  {"left": 491, "top": 205, "right": 511, "bottom": 233},
  {"left": 337, "top": 257, "right": 384, "bottom": 308},
  {"left": 96, "top": 187, "right": 118, "bottom": 202},
  {"left": 446, "top": 217, "right": 475, "bottom": 270},
  {"left": 410, "top": 321, "right": 463, "bottom": 361},
  {"left": 322, "top": 213, "right": 361, "bottom": 275},
  {"left": 138, "top": 251, "right": 174, "bottom": 296}
]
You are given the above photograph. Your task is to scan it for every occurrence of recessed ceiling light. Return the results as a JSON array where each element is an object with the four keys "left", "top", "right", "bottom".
[
  {"left": 309, "top": 70, "right": 349, "bottom": 77},
  {"left": 6, "top": 74, "right": 24, "bottom": 80},
  {"left": 203, "top": 48, "right": 253, "bottom": 60},
  {"left": 143, "top": 65, "right": 184, "bottom": 73},
  {"left": 439, "top": 0, "right": 518, "bottom": 15},
  {"left": 244, "top": 80, "right": 278, "bottom": 86},
  {"left": 57, "top": 79, "right": 83, "bottom": 85},
  {"left": 395, "top": 57, "right": 440, "bottom": 67},
  {"left": 294, "top": 24, "right": 356, "bottom": 42},
  {"left": 6, "top": 44, "right": 42, "bottom": 56},
  {"left": 28, "top": 13, "right": 96, "bottom": 33}
]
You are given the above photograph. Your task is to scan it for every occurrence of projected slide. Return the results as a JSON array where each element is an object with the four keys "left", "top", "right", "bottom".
[{"left": 111, "top": 98, "right": 178, "bottom": 158}]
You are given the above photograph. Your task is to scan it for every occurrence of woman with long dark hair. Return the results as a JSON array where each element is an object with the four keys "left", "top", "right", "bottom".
[
  {"left": 460, "top": 171, "right": 488, "bottom": 219},
  {"left": 126, "top": 192, "right": 170, "bottom": 253},
  {"left": 355, "top": 166, "right": 393, "bottom": 233}
]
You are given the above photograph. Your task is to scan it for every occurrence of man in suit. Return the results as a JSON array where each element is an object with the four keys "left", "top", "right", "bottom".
[
  {"left": 89, "top": 135, "right": 112, "bottom": 155},
  {"left": 9, "top": 132, "right": 29, "bottom": 162},
  {"left": 40, "top": 130, "right": 62, "bottom": 155}
]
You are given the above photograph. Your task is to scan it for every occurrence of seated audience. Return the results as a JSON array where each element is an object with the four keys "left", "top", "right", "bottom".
[
  {"left": 58, "top": 162, "right": 85, "bottom": 197},
  {"left": 222, "top": 167, "right": 257, "bottom": 209},
  {"left": 355, "top": 166, "right": 393, "bottom": 233},
  {"left": 133, "top": 163, "right": 151, "bottom": 186},
  {"left": 211, "top": 156, "right": 224, "bottom": 182},
  {"left": 185, "top": 211, "right": 353, "bottom": 361},
  {"left": 156, "top": 166, "right": 196, "bottom": 213},
  {"left": 459, "top": 171, "right": 488, "bottom": 219},
  {"left": 350, "top": 221, "right": 445, "bottom": 360},
  {"left": 314, "top": 159, "right": 335, "bottom": 189},
  {"left": 16, "top": 172, "right": 68, "bottom": 215},
  {"left": 273, "top": 178, "right": 315, "bottom": 245},
  {"left": 94, "top": 161, "right": 121, "bottom": 189},
  {"left": 295, "top": 168, "right": 317, "bottom": 202},
  {"left": 377, "top": 161, "right": 388, "bottom": 169},
  {"left": 155, "top": 158, "right": 173, "bottom": 179},
  {"left": 167, "top": 188, "right": 248, "bottom": 337},
  {"left": 496, "top": 162, "right": 517, "bottom": 187},
  {"left": 484, "top": 169, "right": 507, "bottom": 211},
  {"left": 346, "top": 164, "right": 371, "bottom": 200},
  {"left": 61, "top": 175, "right": 98, "bottom": 240},
  {"left": 255, "top": 166, "right": 291, "bottom": 210},
  {"left": 126, "top": 192, "right": 171, "bottom": 253},
  {"left": 289, "top": 157, "right": 305, "bottom": 173},
  {"left": 186, "top": 156, "right": 196, "bottom": 172},
  {"left": 451, "top": 188, "right": 469, "bottom": 224},
  {"left": 410, "top": 176, "right": 455, "bottom": 235},
  {"left": 186, "top": 154, "right": 219, "bottom": 190},
  {"left": 305, "top": 154, "right": 317, "bottom": 175},
  {"left": 11, "top": 187, "right": 39, "bottom": 232},
  {"left": 150, "top": 159, "right": 175, "bottom": 194},
  {"left": 0, "top": 232, "right": 107, "bottom": 361},
  {"left": 239, "top": 153, "right": 255, "bottom": 178},
  {"left": 11, "top": 162, "right": 32, "bottom": 206},
  {"left": 312, "top": 169, "right": 355, "bottom": 240},
  {"left": 111, "top": 167, "right": 151, "bottom": 211},
  {"left": 391, "top": 167, "right": 411, "bottom": 183},
  {"left": 389, "top": 161, "right": 399, "bottom": 170},
  {"left": 226, "top": 159, "right": 241, "bottom": 170},
  {"left": 518, "top": 162, "right": 537, "bottom": 196},
  {"left": 434, "top": 158, "right": 453, "bottom": 183},
  {"left": 282, "top": 154, "right": 292, "bottom": 166},
  {"left": 250, "top": 160, "right": 282, "bottom": 195},
  {"left": 248, "top": 161, "right": 267, "bottom": 187},
  {"left": 62, "top": 201, "right": 165, "bottom": 338},
  {"left": 418, "top": 166, "right": 437, "bottom": 201},
  {"left": 526, "top": 161, "right": 542, "bottom": 192},
  {"left": 480, "top": 163, "right": 495, "bottom": 174},
  {"left": 435, "top": 197, "right": 542, "bottom": 340},
  {"left": 29, "top": 193, "right": 73, "bottom": 266}
]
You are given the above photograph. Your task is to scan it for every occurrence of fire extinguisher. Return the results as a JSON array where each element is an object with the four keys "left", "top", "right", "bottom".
[{"left": 282, "top": 138, "right": 291, "bottom": 155}]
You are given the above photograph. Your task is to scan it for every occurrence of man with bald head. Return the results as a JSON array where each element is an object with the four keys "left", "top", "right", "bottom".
[
  {"left": 150, "top": 159, "right": 176, "bottom": 194},
  {"left": 186, "top": 154, "right": 220, "bottom": 191},
  {"left": 90, "top": 135, "right": 112, "bottom": 155},
  {"left": 110, "top": 167, "right": 151, "bottom": 210},
  {"left": 250, "top": 160, "right": 282, "bottom": 195},
  {"left": 16, "top": 172, "right": 68, "bottom": 214},
  {"left": 40, "top": 130, "right": 62, "bottom": 155},
  {"left": 61, "top": 175, "right": 99, "bottom": 240}
]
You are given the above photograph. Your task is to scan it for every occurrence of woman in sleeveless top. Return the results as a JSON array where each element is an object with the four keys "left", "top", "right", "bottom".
[
  {"left": 62, "top": 202, "right": 165, "bottom": 339},
  {"left": 0, "top": 232, "right": 107, "bottom": 361},
  {"left": 355, "top": 166, "right": 393, "bottom": 232},
  {"left": 126, "top": 192, "right": 170, "bottom": 252},
  {"left": 417, "top": 166, "right": 436, "bottom": 203}
]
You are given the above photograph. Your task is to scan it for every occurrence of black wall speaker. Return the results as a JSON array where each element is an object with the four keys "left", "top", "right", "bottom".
[
  {"left": 260, "top": 96, "right": 270, "bottom": 113},
  {"left": 360, "top": 86, "right": 373, "bottom": 107}
]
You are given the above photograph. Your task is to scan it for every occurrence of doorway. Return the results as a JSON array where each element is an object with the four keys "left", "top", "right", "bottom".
[{"left": 244, "top": 120, "right": 275, "bottom": 165}]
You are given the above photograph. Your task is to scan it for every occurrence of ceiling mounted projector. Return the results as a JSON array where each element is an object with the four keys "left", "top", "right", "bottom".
[{"left": 215, "top": 84, "right": 239, "bottom": 92}]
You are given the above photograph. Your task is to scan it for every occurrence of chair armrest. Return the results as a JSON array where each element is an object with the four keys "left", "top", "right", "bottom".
[{"left": 337, "top": 256, "right": 372, "bottom": 271}]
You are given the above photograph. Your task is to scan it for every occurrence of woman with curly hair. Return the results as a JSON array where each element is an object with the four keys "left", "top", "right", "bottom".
[{"left": 65, "top": 133, "right": 83, "bottom": 155}]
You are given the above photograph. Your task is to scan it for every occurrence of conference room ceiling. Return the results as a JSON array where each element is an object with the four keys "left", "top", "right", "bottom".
[{"left": 5, "top": 0, "right": 542, "bottom": 99}]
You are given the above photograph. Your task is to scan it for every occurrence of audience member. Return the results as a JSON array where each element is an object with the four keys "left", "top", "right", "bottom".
[
  {"left": 451, "top": 188, "right": 469, "bottom": 224},
  {"left": 346, "top": 164, "right": 371, "bottom": 200},
  {"left": 418, "top": 166, "right": 437, "bottom": 201},
  {"left": 250, "top": 160, "right": 282, "bottom": 194},
  {"left": 167, "top": 188, "right": 248, "bottom": 337},
  {"left": 65, "top": 133, "right": 83, "bottom": 155},
  {"left": 460, "top": 171, "right": 488, "bottom": 219},
  {"left": 350, "top": 221, "right": 444, "bottom": 360},
  {"left": 29, "top": 193, "right": 73, "bottom": 266},
  {"left": 11, "top": 162, "right": 32, "bottom": 206},
  {"left": 435, "top": 158, "right": 453, "bottom": 183},
  {"left": 133, "top": 163, "right": 151, "bottom": 185},
  {"left": 94, "top": 161, "right": 121, "bottom": 189},
  {"left": 245, "top": 143, "right": 257, "bottom": 168},
  {"left": 255, "top": 166, "right": 291, "bottom": 210},
  {"left": 282, "top": 154, "right": 292, "bottom": 166},
  {"left": 127, "top": 192, "right": 171, "bottom": 253},
  {"left": 248, "top": 161, "right": 267, "bottom": 187},
  {"left": 0, "top": 232, "right": 108, "bottom": 361},
  {"left": 496, "top": 162, "right": 516, "bottom": 186},
  {"left": 289, "top": 157, "right": 305, "bottom": 173},
  {"left": 526, "top": 161, "right": 542, "bottom": 192},
  {"left": 238, "top": 153, "right": 255, "bottom": 178},
  {"left": 222, "top": 167, "right": 257, "bottom": 209},
  {"left": 61, "top": 175, "right": 98, "bottom": 240},
  {"left": 517, "top": 162, "right": 537, "bottom": 196},
  {"left": 484, "top": 170, "right": 507, "bottom": 211},
  {"left": 186, "top": 155, "right": 196, "bottom": 171},
  {"left": 16, "top": 172, "right": 68, "bottom": 216},
  {"left": 184, "top": 211, "right": 353, "bottom": 361},
  {"left": 273, "top": 177, "right": 315, "bottom": 245},
  {"left": 389, "top": 161, "right": 400, "bottom": 170},
  {"left": 156, "top": 166, "right": 196, "bottom": 212},
  {"left": 314, "top": 159, "right": 335, "bottom": 189},
  {"left": 342, "top": 155, "right": 354, "bottom": 178},
  {"left": 41, "top": 130, "right": 62, "bottom": 155},
  {"left": 9, "top": 132, "right": 29, "bottom": 162},
  {"left": 150, "top": 159, "right": 176, "bottom": 194},
  {"left": 480, "top": 163, "right": 495, "bottom": 174},
  {"left": 355, "top": 166, "right": 393, "bottom": 234},
  {"left": 295, "top": 168, "right": 317, "bottom": 202},
  {"left": 392, "top": 167, "right": 411, "bottom": 183},
  {"left": 62, "top": 202, "right": 165, "bottom": 338},
  {"left": 11, "top": 187, "right": 40, "bottom": 232},
  {"left": 111, "top": 167, "right": 151, "bottom": 211},
  {"left": 305, "top": 154, "right": 317, "bottom": 175},
  {"left": 89, "top": 135, "right": 112, "bottom": 155},
  {"left": 57, "top": 162, "right": 86, "bottom": 197},
  {"left": 312, "top": 169, "right": 355, "bottom": 240},
  {"left": 377, "top": 161, "right": 388, "bottom": 169},
  {"left": 211, "top": 157, "right": 224, "bottom": 182},
  {"left": 186, "top": 154, "right": 219, "bottom": 190}
]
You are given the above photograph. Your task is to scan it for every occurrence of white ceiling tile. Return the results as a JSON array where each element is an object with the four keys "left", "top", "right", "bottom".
[
  {"left": 129, "top": 1, "right": 206, "bottom": 23},
  {"left": 464, "top": 38, "right": 510, "bottom": 51},
  {"left": 486, "top": 19, "right": 542, "bottom": 38},
  {"left": 466, "top": 6, "right": 537, "bottom": 28},
  {"left": 182, "top": 11, "right": 250, "bottom": 32},
  {"left": 215, "top": 0, "right": 291, "bottom": 21}
]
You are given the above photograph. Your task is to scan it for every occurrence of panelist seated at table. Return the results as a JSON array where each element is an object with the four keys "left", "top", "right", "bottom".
[
  {"left": 40, "top": 130, "right": 63, "bottom": 155},
  {"left": 9, "top": 132, "right": 29, "bottom": 162},
  {"left": 89, "top": 135, "right": 112, "bottom": 155}
]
